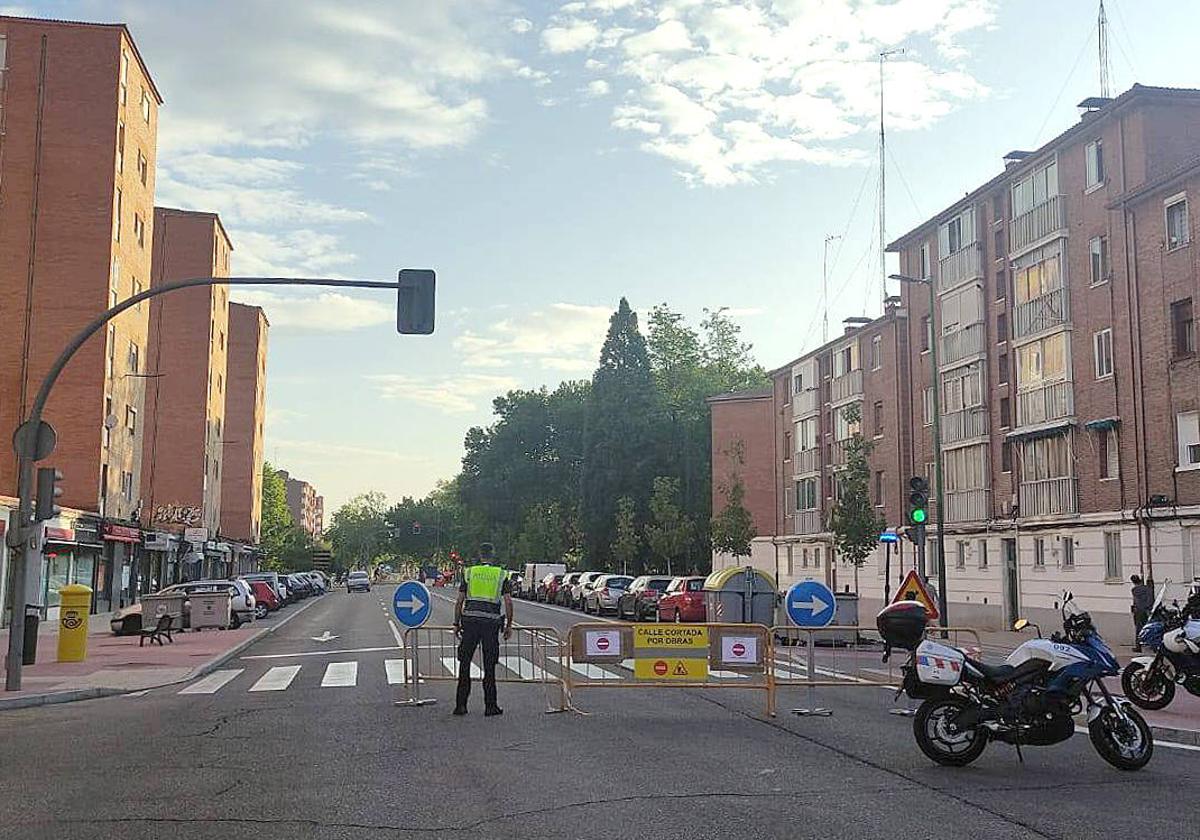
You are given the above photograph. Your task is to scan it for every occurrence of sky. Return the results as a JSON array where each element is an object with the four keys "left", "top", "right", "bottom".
[{"left": 13, "top": 0, "right": 1197, "bottom": 514}]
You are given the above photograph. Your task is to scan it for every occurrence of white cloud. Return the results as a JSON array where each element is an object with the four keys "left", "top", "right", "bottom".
[
  {"left": 453, "top": 303, "right": 611, "bottom": 372},
  {"left": 509, "top": 17, "right": 534, "bottom": 34},
  {"left": 231, "top": 289, "right": 392, "bottom": 331},
  {"left": 622, "top": 19, "right": 693, "bottom": 57},
  {"left": 228, "top": 229, "right": 358, "bottom": 277},
  {"left": 541, "top": 20, "right": 601, "bottom": 53},
  {"left": 586, "top": 79, "right": 611, "bottom": 97},
  {"left": 366, "top": 373, "right": 521, "bottom": 414},
  {"left": 269, "top": 438, "right": 422, "bottom": 463}
]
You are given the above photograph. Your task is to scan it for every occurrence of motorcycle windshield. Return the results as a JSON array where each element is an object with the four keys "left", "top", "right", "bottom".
[{"left": 1084, "top": 633, "right": 1119, "bottom": 672}]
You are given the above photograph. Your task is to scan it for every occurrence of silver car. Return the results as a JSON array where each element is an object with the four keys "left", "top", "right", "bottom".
[
  {"left": 584, "top": 575, "right": 633, "bottom": 615},
  {"left": 570, "top": 572, "right": 606, "bottom": 610}
]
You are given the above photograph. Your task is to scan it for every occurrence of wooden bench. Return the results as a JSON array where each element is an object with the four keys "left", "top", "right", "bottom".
[{"left": 139, "top": 614, "right": 175, "bottom": 647}]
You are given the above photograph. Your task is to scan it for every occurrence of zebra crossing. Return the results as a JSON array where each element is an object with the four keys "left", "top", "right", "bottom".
[{"left": 173, "top": 654, "right": 816, "bottom": 697}]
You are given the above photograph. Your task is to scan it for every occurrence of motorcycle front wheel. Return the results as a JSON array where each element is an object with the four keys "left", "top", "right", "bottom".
[
  {"left": 1121, "top": 661, "right": 1175, "bottom": 710},
  {"left": 913, "top": 696, "right": 988, "bottom": 767},
  {"left": 1088, "top": 705, "right": 1153, "bottom": 771}
]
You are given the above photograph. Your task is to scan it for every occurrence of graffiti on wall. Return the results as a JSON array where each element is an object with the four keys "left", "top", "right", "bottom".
[{"left": 152, "top": 504, "right": 203, "bottom": 526}]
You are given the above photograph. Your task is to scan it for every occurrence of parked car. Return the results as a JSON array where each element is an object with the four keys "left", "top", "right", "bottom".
[
  {"left": 556, "top": 572, "right": 583, "bottom": 606},
  {"left": 303, "top": 571, "right": 328, "bottom": 594},
  {"left": 538, "top": 573, "right": 564, "bottom": 603},
  {"left": 584, "top": 575, "right": 633, "bottom": 615},
  {"left": 287, "top": 573, "right": 314, "bottom": 598},
  {"left": 243, "top": 572, "right": 288, "bottom": 606},
  {"left": 158, "top": 579, "right": 256, "bottom": 629},
  {"left": 346, "top": 570, "right": 372, "bottom": 592},
  {"left": 248, "top": 580, "right": 281, "bottom": 618},
  {"left": 571, "top": 572, "right": 606, "bottom": 610},
  {"left": 616, "top": 575, "right": 673, "bottom": 620},
  {"left": 110, "top": 603, "right": 144, "bottom": 635},
  {"left": 523, "top": 563, "right": 566, "bottom": 598},
  {"left": 657, "top": 576, "right": 707, "bottom": 623}
]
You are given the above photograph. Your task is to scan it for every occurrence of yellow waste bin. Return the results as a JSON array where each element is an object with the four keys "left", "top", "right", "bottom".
[{"left": 57, "top": 584, "right": 93, "bottom": 662}]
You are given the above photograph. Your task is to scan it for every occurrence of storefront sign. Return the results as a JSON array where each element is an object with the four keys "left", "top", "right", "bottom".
[
  {"left": 184, "top": 527, "right": 209, "bottom": 546},
  {"left": 143, "top": 531, "right": 172, "bottom": 550},
  {"left": 103, "top": 524, "right": 141, "bottom": 542},
  {"left": 43, "top": 525, "right": 76, "bottom": 543},
  {"left": 153, "top": 504, "right": 202, "bottom": 526}
]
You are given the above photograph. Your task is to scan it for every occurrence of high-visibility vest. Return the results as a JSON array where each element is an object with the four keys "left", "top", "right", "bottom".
[{"left": 462, "top": 564, "right": 504, "bottom": 620}]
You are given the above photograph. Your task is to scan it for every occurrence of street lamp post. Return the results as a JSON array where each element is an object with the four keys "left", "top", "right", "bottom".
[{"left": 890, "top": 273, "right": 948, "bottom": 627}]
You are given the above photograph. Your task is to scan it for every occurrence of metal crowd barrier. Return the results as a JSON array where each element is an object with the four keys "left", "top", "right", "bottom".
[{"left": 393, "top": 625, "right": 570, "bottom": 712}]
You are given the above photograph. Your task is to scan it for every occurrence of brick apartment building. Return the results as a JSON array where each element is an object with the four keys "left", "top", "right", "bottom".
[
  {"left": 140, "top": 208, "right": 233, "bottom": 582},
  {"left": 713, "top": 85, "right": 1200, "bottom": 642},
  {"left": 0, "top": 17, "right": 160, "bottom": 617},
  {"left": 220, "top": 303, "right": 269, "bottom": 551},
  {"left": 282, "top": 472, "right": 322, "bottom": 540}
]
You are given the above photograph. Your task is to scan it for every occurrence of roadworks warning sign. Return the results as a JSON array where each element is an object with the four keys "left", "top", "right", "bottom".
[
  {"left": 633, "top": 657, "right": 709, "bottom": 680},
  {"left": 633, "top": 624, "right": 709, "bottom": 650}
]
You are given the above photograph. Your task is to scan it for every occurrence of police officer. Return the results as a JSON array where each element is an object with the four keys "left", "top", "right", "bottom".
[{"left": 453, "top": 542, "right": 513, "bottom": 716}]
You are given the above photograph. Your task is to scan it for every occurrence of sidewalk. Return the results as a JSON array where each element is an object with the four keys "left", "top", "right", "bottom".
[
  {"left": 970, "top": 628, "right": 1200, "bottom": 745},
  {"left": 0, "top": 598, "right": 317, "bottom": 710}
]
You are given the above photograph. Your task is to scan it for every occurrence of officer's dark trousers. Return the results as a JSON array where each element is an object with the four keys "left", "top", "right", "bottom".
[{"left": 456, "top": 616, "right": 500, "bottom": 709}]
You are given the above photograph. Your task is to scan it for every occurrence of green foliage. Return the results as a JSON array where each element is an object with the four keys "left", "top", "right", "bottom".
[
  {"left": 828, "top": 404, "right": 886, "bottom": 568},
  {"left": 710, "top": 441, "right": 757, "bottom": 560},
  {"left": 645, "top": 476, "right": 694, "bottom": 575},
  {"left": 515, "top": 502, "right": 569, "bottom": 563},
  {"left": 327, "top": 491, "right": 391, "bottom": 569},
  {"left": 610, "top": 496, "right": 641, "bottom": 576},
  {"left": 259, "top": 461, "right": 314, "bottom": 571}
]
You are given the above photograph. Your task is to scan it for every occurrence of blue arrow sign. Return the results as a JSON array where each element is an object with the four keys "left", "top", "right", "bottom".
[
  {"left": 785, "top": 580, "right": 837, "bottom": 628},
  {"left": 392, "top": 580, "right": 432, "bottom": 629}
]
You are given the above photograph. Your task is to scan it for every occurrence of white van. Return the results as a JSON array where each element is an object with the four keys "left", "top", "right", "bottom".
[{"left": 522, "top": 563, "right": 566, "bottom": 598}]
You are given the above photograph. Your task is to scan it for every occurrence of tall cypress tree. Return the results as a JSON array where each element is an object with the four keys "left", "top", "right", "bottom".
[{"left": 581, "top": 298, "right": 661, "bottom": 568}]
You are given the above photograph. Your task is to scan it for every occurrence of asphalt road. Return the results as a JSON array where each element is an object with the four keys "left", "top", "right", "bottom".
[{"left": 1, "top": 583, "right": 1197, "bottom": 840}]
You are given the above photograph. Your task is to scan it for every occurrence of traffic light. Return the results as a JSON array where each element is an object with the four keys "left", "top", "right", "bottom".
[
  {"left": 397, "top": 269, "right": 435, "bottom": 335},
  {"left": 35, "top": 467, "right": 63, "bottom": 521},
  {"left": 412, "top": 521, "right": 422, "bottom": 535},
  {"left": 908, "top": 476, "right": 930, "bottom": 530}
]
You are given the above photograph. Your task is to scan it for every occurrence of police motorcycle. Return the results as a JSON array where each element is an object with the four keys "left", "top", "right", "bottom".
[
  {"left": 1121, "top": 579, "right": 1200, "bottom": 711},
  {"left": 877, "top": 592, "right": 1153, "bottom": 770}
]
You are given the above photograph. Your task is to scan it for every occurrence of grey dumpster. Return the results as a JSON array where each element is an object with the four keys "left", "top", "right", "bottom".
[
  {"left": 703, "top": 566, "right": 777, "bottom": 625},
  {"left": 188, "top": 591, "right": 232, "bottom": 630},
  {"left": 140, "top": 593, "right": 186, "bottom": 632}
]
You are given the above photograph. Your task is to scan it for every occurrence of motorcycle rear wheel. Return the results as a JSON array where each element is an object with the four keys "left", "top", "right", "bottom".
[
  {"left": 1120, "top": 662, "right": 1175, "bottom": 711},
  {"left": 1088, "top": 706, "right": 1153, "bottom": 771},
  {"left": 913, "top": 696, "right": 988, "bottom": 767}
]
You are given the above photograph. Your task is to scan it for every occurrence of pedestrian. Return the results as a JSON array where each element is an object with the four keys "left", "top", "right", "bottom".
[
  {"left": 1130, "top": 574, "right": 1153, "bottom": 652},
  {"left": 453, "top": 542, "right": 513, "bottom": 717}
]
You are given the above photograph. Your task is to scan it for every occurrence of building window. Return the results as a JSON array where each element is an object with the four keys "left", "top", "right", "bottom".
[
  {"left": 1093, "top": 328, "right": 1114, "bottom": 379},
  {"left": 997, "top": 312, "right": 1007, "bottom": 343},
  {"left": 786, "top": 547, "right": 794, "bottom": 576},
  {"left": 1085, "top": 139, "right": 1104, "bottom": 188},
  {"left": 1033, "top": 537, "right": 1046, "bottom": 567},
  {"left": 127, "top": 340, "right": 139, "bottom": 374},
  {"left": 119, "top": 50, "right": 129, "bottom": 104},
  {"left": 993, "top": 226, "right": 1005, "bottom": 257},
  {"left": 107, "top": 326, "right": 116, "bottom": 378},
  {"left": 1172, "top": 298, "right": 1195, "bottom": 357},
  {"left": 217, "top": 374, "right": 224, "bottom": 394},
  {"left": 921, "top": 316, "right": 931, "bottom": 352},
  {"left": 1011, "top": 159, "right": 1058, "bottom": 217},
  {"left": 922, "top": 387, "right": 934, "bottom": 427},
  {"left": 113, "top": 188, "right": 122, "bottom": 241},
  {"left": 99, "top": 463, "right": 108, "bottom": 508},
  {"left": 125, "top": 405, "right": 137, "bottom": 434},
  {"left": 1099, "top": 427, "right": 1119, "bottom": 479},
  {"left": 919, "top": 242, "right": 930, "bottom": 279},
  {"left": 1001, "top": 440, "right": 1013, "bottom": 472},
  {"left": 939, "top": 209, "right": 974, "bottom": 256},
  {"left": 834, "top": 403, "right": 860, "bottom": 440},
  {"left": 955, "top": 540, "right": 966, "bottom": 569},
  {"left": 121, "top": 470, "right": 133, "bottom": 501},
  {"left": 133, "top": 278, "right": 143, "bottom": 308},
  {"left": 103, "top": 396, "right": 113, "bottom": 449},
  {"left": 1013, "top": 248, "right": 1063, "bottom": 303},
  {"left": 998, "top": 352, "right": 1009, "bottom": 384},
  {"left": 219, "top": 330, "right": 225, "bottom": 351},
  {"left": 133, "top": 213, "right": 145, "bottom": 248},
  {"left": 116, "top": 120, "right": 125, "bottom": 173},
  {"left": 796, "top": 478, "right": 818, "bottom": 511},
  {"left": 813, "top": 547, "right": 821, "bottom": 568},
  {"left": 1016, "top": 331, "right": 1070, "bottom": 389},
  {"left": 793, "top": 373, "right": 803, "bottom": 395},
  {"left": 874, "top": 470, "right": 884, "bottom": 506},
  {"left": 1178, "top": 411, "right": 1200, "bottom": 470},
  {"left": 137, "top": 150, "right": 148, "bottom": 186},
  {"left": 871, "top": 334, "right": 882, "bottom": 370},
  {"left": 1104, "top": 532, "right": 1123, "bottom": 580},
  {"left": 928, "top": 540, "right": 939, "bottom": 576},
  {"left": 141, "top": 88, "right": 151, "bottom": 123},
  {"left": 1019, "top": 432, "right": 1073, "bottom": 482},
  {"left": 1089, "top": 236, "right": 1109, "bottom": 285},
  {"left": 994, "top": 269, "right": 1007, "bottom": 302},
  {"left": 873, "top": 400, "right": 884, "bottom": 436},
  {"left": 797, "top": 416, "right": 817, "bottom": 452},
  {"left": 801, "top": 548, "right": 809, "bottom": 568},
  {"left": 977, "top": 539, "right": 989, "bottom": 569},
  {"left": 1166, "top": 196, "right": 1189, "bottom": 250},
  {"left": 1000, "top": 396, "right": 1011, "bottom": 429},
  {"left": 1061, "top": 536, "right": 1075, "bottom": 568}
]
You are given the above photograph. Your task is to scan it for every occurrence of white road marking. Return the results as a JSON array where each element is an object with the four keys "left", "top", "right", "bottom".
[
  {"left": 443, "top": 657, "right": 482, "bottom": 679},
  {"left": 242, "top": 645, "right": 397, "bottom": 660},
  {"left": 385, "top": 658, "right": 418, "bottom": 685},
  {"left": 569, "top": 662, "right": 620, "bottom": 680},
  {"left": 249, "top": 665, "right": 301, "bottom": 692},
  {"left": 388, "top": 619, "right": 406, "bottom": 648},
  {"left": 710, "top": 670, "right": 749, "bottom": 679},
  {"left": 499, "top": 656, "right": 552, "bottom": 681},
  {"left": 179, "top": 669, "right": 244, "bottom": 695},
  {"left": 321, "top": 661, "right": 358, "bottom": 687}
]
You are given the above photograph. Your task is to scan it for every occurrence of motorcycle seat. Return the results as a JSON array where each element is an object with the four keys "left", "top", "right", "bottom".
[{"left": 967, "top": 657, "right": 1015, "bottom": 681}]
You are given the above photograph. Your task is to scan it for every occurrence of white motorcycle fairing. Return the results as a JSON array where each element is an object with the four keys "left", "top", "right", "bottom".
[{"left": 1006, "top": 638, "right": 1091, "bottom": 672}]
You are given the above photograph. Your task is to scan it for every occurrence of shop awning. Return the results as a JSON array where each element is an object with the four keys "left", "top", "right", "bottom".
[
  {"left": 1005, "top": 419, "right": 1073, "bottom": 442},
  {"left": 1084, "top": 416, "right": 1121, "bottom": 431},
  {"left": 103, "top": 523, "right": 141, "bottom": 543}
]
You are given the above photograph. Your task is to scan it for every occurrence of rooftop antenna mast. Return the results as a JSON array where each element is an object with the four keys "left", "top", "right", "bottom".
[
  {"left": 822, "top": 234, "right": 841, "bottom": 344},
  {"left": 879, "top": 48, "right": 904, "bottom": 309},
  {"left": 1098, "top": 1, "right": 1111, "bottom": 97}
]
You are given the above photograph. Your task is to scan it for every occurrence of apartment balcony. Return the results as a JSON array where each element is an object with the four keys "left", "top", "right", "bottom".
[
  {"left": 945, "top": 488, "right": 991, "bottom": 522},
  {"left": 1010, "top": 194, "right": 1067, "bottom": 255},
  {"left": 794, "top": 447, "right": 821, "bottom": 476},
  {"left": 830, "top": 368, "right": 863, "bottom": 404},
  {"left": 794, "top": 510, "right": 823, "bottom": 536},
  {"left": 795, "top": 388, "right": 820, "bottom": 417},
  {"left": 830, "top": 439, "right": 851, "bottom": 467},
  {"left": 1013, "top": 287, "right": 1070, "bottom": 339},
  {"left": 939, "top": 322, "right": 986, "bottom": 367},
  {"left": 941, "top": 405, "right": 989, "bottom": 445},
  {"left": 938, "top": 242, "right": 983, "bottom": 292},
  {"left": 1016, "top": 380, "right": 1074, "bottom": 428},
  {"left": 1019, "top": 477, "right": 1079, "bottom": 518}
]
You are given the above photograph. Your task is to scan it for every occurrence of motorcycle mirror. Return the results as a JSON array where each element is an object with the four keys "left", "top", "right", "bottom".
[{"left": 1013, "top": 618, "right": 1029, "bottom": 631}]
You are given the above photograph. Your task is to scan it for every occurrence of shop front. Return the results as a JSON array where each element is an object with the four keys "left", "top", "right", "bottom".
[
  {"left": 141, "top": 530, "right": 181, "bottom": 594},
  {"left": 39, "top": 519, "right": 104, "bottom": 622},
  {"left": 101, "top": 523, "right": 141, "bottom": 612}
]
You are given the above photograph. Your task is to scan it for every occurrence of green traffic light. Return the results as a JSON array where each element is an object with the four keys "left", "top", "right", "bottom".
[{"left": 911, "top": 508, "right": 927, "bottom": 524}]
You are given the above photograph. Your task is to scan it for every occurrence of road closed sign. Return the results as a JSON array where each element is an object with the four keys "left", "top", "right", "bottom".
[
  {"left": 584, "top": 629, "right": 622, "bottom": 658},
  {"left": 634, "top": 657, "right": 708, "bottom": 681},
  {"left": 721, "top": 635, "right": 759, "bottom": 666},
  {"left": 633, "top": 625, "right": 708, "bottom": 650}
]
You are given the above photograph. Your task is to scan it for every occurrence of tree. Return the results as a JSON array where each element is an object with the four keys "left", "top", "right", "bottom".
[
  {"left": 582, "top": 298, "right": 662, "bottom": 565},
  {"left": 710, "top": 441, "right": 757, "bottom": 562},
  {"left": 827, "top": 404, "right": 886, "bottom": 594},
  {"left": 610, "top": 496, "right": 641, "bottom": 576},
  {"left": 327, "top": 491, "right": 390, "bottom": 570},
  {"left": 260, "top": 462, "right": 302, "bottom": 570},
  {"left": 515, "top": 502, "right": 568, "bottom": 563},
  {"left": 645, "top": 476, "right": 694, "bottom": 575}
]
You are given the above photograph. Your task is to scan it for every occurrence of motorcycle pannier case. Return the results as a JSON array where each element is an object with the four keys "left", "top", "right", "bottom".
[{"left": 876, "top": 601, "right": 928, "bottom": 650}]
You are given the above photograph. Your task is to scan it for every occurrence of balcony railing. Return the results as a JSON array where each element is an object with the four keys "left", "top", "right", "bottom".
[
  {"left": 830, "top": 368, "right": 863, "bottom": 403},
  {"left": 941, "top": 405, "right": 989, "bottom": 445},
  {"left": 1013, "top": 286, "right": 1069, "bottom": 339},
  {"left": 1010, "top": 194, "right": 1067, "bottom": 254},
  {"left": 794, "top": 510, "right": 823, "bottom": 535},
  {"left": 1016, "top": 380, "right": 1074, "bottom": 427},
  {"left": 1019, "top": 477, "right": 1079, "bottom": 517},
  {"left": 939, "top": 322, "right": 986, "bottom": 367},
  {"left": 830, "top": 439, "right": 851, "bottom": 467},
  {"left": 945, "top": 488, "right": 991, "bottom": 522},
  {"left": 795, "top": 447, "right": 821, "bottom": 476},
  {"left": 938, "top": 242, "right": 982, "bottom": 292},
  {"left": 794, "top": 388, "right": 820, "bottom": 416}
]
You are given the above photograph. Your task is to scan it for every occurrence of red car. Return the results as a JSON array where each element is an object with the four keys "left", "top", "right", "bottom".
[
  {"left": 539, "top": 573, "right": 564, "bottom": 603},
  {"left": 248, "top": 580, "right": 280, "bottom": 619},
  {"left": 657, "top": 576, "right": 707, "bottom": 622}
]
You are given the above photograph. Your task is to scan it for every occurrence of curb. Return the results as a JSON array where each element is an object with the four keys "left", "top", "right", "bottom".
[{"left": 0, "top": 594, "right": 325, "bottom": 712}]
